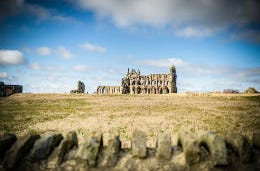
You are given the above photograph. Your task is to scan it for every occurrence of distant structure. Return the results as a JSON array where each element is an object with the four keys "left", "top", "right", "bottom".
[
  {"left": 0, "top": 82, "right": 23, "bottom": 97},
  {"left": 97, "top": 65, "right": 177, "bottom": 94},
  {"left": 70, "top": 81, "right": 85, "bottom": 94},
  {"left": 223, "top": 89, "right": 239, "bottom": 94},
  {"left": 244, "top": 87, "right": 258, "bottom": 93}
]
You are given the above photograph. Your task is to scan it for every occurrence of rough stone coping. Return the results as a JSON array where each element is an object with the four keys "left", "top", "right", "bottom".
[{"left": 0, "top": 130, "right": 260, "bottom": 171}]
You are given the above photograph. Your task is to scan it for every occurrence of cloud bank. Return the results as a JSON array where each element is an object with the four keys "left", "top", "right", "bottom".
[
  {"left": 36, "top": 46, "right": 73, "bottom": 59},
  {"left": 0, "top": 50, "right": 25, "bottom": 65},
  {"left": 0, "top": 0, "right": 75, "bottom": 22},
  {"left": 75, "top": 0, "right": 260, "bottom": 41}
]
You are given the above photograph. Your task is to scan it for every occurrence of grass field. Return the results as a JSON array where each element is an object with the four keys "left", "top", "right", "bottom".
[{"left": 0, "top": 93, "right": 259, "bottom": 147}]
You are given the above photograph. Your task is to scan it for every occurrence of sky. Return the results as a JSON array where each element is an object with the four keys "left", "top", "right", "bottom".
[{"left": 0, "top": 0, "right": 260, "bottom": 93}]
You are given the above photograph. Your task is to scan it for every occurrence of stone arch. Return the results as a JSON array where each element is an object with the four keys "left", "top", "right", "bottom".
[
  {"left": 132, "top": 86, "right": 135, "bottom": 94},
  {"left": 152, "top": 87, "right": 156, "bottom": 94},
  {"left": 103, "top": 88, "right": 108, "bottom": 94},
  {"left": 163, "top": 87, "right": 169, "bottom": 94},
  {"left": 144, "top": 87, "right": 147, "bottom": 94},
  {"left": 159, "top": 87, "right": 163, "bottom": 94},
  {"left": 137, "top": 87, "right": 141, "bottom": 94}
]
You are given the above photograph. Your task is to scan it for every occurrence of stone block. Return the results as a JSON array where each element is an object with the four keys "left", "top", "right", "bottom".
[
  {"left": 131, "top": 130, "right": 147, "bottom": 158},
  {"left": 225, "top": 133, "right": 252, "bottom": 163},
  {"left": 57, "top": 131, "right": 78, "bottom": 165},
  {"left": 3, "top": 134, "right": 40, "bottom": 169},
  {"left": 31, "top": 133, "right": 63, "bottom": 162},
  {"left": 76, "top": 132, "right": 103, "bottom": 167},
  {"left": 0, "top": 133, "right": 17, "bottom": 158},
  {"left": 199, "top": 132, "right": 228, "bottom": 166},
  {"left": 177, "top": 131, "right": 201, "bottom": 165},
  {"left": 102, "top": 133, "right": 121, "bottom": 167},
  {"left": 156, "top": 133, "right": 172, "bottom": 160}
]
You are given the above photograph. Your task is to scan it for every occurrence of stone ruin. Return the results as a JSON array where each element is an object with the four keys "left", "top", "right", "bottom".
[
  {"left": 0, "top": 82, "right": 23, "bottom": 97},
  {"left": 0, "top": 130, "right": 260, "bottom": 171},
  {"left": 96, "top": 65, "right": 177, "bottom": 94},
  {"left": 70, "top": 81, "right": 85, "bottom": 94}
]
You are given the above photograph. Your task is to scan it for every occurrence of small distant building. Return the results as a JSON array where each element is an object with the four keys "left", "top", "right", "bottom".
[
  {"left": 244, "top": 87, "right": 258, "bottom": 93},
  {"left": 0, "top": 82, "right": 23, "bottom": 97},
  {"left": 70, "top": 81, "right": 85, "bottom": 94},
  {"left": 223, "top": 89, "right": 239, "bottom": 94}
]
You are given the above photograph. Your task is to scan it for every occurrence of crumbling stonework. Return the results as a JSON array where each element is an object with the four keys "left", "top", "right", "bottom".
[
  {"left": 0, "top": 82, "right": 23, "bottom": 97},
  {"left": 0, "top": 130, "right": 259, "bottom": 171},
  {"left": 97, "top": 65, "right": 177, "bottom": 94},
  {"left": 70, "top": 81, "right": 85, "bottom": 94}
]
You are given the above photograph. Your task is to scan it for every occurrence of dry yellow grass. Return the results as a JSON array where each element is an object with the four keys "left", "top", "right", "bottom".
[{"left": 0, "top": 93, "right": 259, "bottom": 148}]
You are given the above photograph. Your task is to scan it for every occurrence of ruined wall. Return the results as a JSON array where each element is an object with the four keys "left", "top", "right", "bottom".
[
  {"left": 70, "top": 81, "right": 85, "bottom": 94},
  {"left": 0, "top": 82, "right": 23, "bottom": 97},
  {"left": 96, "top": 86, "right": 122, "bottom": 94},
  {"left": 96, "top": 65, "right": 177, "bottom": 95},
  {"left": 1, "top": 130, "right": 260, "bottom": 171}
]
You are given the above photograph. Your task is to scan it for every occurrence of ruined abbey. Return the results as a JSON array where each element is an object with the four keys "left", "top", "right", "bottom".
[{"left": 97, "top": 65, "right": 177, "bottom": 94}]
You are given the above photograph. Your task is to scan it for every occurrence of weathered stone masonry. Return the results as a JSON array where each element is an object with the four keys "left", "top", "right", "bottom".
[
  {"left": 0, "top": 130, "right": 260, "bottom": 171},
  {"left": 0, "top": 82, "right": 23, "bottom": 97},
  {"left": 97, "top": 65, "right": 177, "bottom": 94}
]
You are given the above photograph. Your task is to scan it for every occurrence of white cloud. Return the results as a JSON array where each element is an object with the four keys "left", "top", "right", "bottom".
[
  {"left": 36, "top": 47, "right": 52, "bottom": 56},
  {"left": 140, "top": 58, "right": 188, "bottom": 68},
  {"left": 0, "top": 72, "right": 8, "bottom": 78},
  {"left": 175, "top": 26, "right": 216, "bottom": 38},
  {"left": 74, "top": 65, "right": 89, "bottom": 72},
  {"left": 29, "top": 63, "right": 41, "bottom": 70},
  {"left": 35, "top": 46, "right": 73, "bottom": 59},
  {"left": 79, "top": 42, "right": 106, "bottom": 53},
  {"left": 56, "top": 46, "right": 73, "bottom": 59},
  {"left": 0, "top": 50, "right": 24, "bottom": 65}
]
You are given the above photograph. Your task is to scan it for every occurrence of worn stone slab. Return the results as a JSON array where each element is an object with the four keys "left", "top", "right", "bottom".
[
  {"left": 131, "top": 130, "right": 147, "bottom": 158},
  {"left": 31, "top": 133, "right": 63, "bottom": 162},
  {"left": 156, "top": 133, "right": 172, "bottom": 160},
  {"left": 253, "top": 131, "right": 260, "bottom": 150},
  {"left": 57, "top": 131, "right": 78, "bottom": 165},
  {"left": 225, "top": 133, "right": 252, "bottom": 163},
  {"left": 199, "top": 132, "right": 228, "bottom": 166},
  {"left": 3, "top": 134, "right": 40, "bottom": 169},
  {"left": 76, "top": 132, "right": 103, "bottom": 167},
  {"left": 102, "top": 133, "right": 121, "bottom": 167},
  {"left": 0, "top": 133, "right": 17, "bottom": 158},
  {"left": 177, "top": 131, "right": 201, "bottom": 165}
]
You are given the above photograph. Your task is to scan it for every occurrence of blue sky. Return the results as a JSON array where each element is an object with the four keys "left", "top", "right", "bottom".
[{"left": 0, "top": 0, "right": 260, "bottom": 93}]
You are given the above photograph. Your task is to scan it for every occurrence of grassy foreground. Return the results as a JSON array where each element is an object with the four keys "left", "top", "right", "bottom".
[{"left": 0, "top": 93, "right": 259, "bottom": 147}]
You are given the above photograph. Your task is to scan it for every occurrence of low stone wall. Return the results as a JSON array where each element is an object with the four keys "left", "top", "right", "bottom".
[{"left": 0, "top": 130, "right": 260, "bottom": 171}]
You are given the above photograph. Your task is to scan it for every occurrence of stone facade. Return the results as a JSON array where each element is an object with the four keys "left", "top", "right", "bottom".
[{"left": 97, "top": 65, "right": 177, "bottom": 94}]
